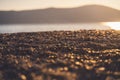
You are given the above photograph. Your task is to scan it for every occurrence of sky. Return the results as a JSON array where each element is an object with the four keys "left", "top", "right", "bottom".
[{"left": 0, "top": 0, "right": 120, "bottom": 11}]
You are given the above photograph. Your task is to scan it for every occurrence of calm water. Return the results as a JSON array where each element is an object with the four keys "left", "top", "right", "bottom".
[{"left": 0, "top": 23, "right": 110, "bottom": 33}]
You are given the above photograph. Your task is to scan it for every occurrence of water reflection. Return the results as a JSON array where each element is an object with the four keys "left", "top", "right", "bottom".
[
  {"left": 0, "top": 23, "right": 110, "bottom": 33},
  {"left": 102, "top": 22, "right": 120, "bottom": 30}
]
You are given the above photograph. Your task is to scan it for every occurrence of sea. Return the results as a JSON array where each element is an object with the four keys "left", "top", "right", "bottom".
[{"left": 0, "top": 23, "right": 111, "bottom": 33}]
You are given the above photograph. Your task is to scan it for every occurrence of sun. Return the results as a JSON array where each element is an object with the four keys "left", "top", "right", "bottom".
[{"left": 103, "top": 22, "right": 120, "bottom": 30}]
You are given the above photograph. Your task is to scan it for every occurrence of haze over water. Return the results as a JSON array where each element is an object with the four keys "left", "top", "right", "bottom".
[{"left": 0, "top": 23, "right": 111, "bottom": 33}]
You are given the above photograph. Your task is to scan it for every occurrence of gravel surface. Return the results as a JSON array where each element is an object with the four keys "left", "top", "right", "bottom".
[{"left": 0, "top": 30, "right": 120, "bottom": 80}]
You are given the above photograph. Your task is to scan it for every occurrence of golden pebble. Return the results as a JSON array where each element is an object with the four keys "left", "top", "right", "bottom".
[
  {"left": 21, "top": 75, "right": 26, "bottom": 80},
  {"left": 90, "top": 60, "right": 96, "bottom": 64},
  {"left": 85, "top": 65, "right": 93, "bottom": 70},
  {"left": 48, "top": 68, "right": 53, "bottom": 72},
  {"left": 77, "top": 56, "right": 80, "bottom": 59},
  {"left": 64, "top": 67, "right": 68, "bottom": 71},
  {"left": 75, "top": 61, "right": 80, "bottom": 65},
  {"left": 96, "top": 67, "right": 105, "bottom": 73},
  {"left": 98, "top": 67, "right": 105, "bottom": 71},
  {"left": 70, "top": 56, "right": 74, "bottom": 59}
]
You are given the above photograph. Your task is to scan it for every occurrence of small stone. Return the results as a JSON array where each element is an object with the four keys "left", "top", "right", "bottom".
[
  {"left": 76, "top": 56, "right": 80, "bottom": 59},
  {"left": 21, "top": 74, "right": 26, "bottom": 80},
  {"left": 15, "top": 60, "right": 19, "bottom": 64},
  {"left": 75, "top": 62, "right": 80, "bottom": 65},
  {"left": 30, "top": 47, "right": 34, "bottom": 52},
  {"left": 98, "top": 67, "right": 105, "bottom": 71},
  {"left": 48, "top": 68, "right": 53, "bottom": 72},
  {"left": 105, "top": 76, "right": 115, "bottom": 80},
  {"left": 96, "top": 67, "right": 105, "bottom": 73},
  {"left": 70, "top": 56, "right": 74, "bottom": 59},
  {"left": 85, "top": 65, "right": 93, "bottom": 70},
  {"left": 75, "top": 61, "right": 83, "bottom": 67},
  {"left": 90, "top": 60, "right": 96, "bottom": 64},
  {"left": 27, "top": 63, "right": 32, "bottom": 68},
  {"left": 114, "top": 72, "right": 120, "bottom": 76},
  {"left": 64, "top": 67, "right": 68, "bottom": 71},
  {"left": 59, "top": 68, "right": 64, "bottom": 71}
]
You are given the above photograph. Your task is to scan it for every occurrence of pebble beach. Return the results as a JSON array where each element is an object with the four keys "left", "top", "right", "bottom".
[{"left": 0, "top": 30, "right": 120, "bottom": 80}]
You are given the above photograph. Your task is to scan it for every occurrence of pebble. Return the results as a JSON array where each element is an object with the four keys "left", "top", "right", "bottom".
[
  {"left": 90, "top": 60, "right": 96, "bottom": 64},
  {"left": 85, "top": 65, "right": 93, "bottom": 70},
  {"left": 20, "top": 74, "right": 26, "bottom": 80},
  {"left": 96, "top": 67, "right": 105, "bottom": 73},
  {"left": 64, "top": 67, "right": 68, "bottom": 71},
  {"left": 105, "top": 76, "right": 115, "bottom": 80}
]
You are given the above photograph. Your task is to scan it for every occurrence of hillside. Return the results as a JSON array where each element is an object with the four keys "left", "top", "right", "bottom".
[{"left": 0, "top": 5, "right": 120, "bottom": 24}]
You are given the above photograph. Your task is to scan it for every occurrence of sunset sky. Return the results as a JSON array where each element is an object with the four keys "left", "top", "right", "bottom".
[{"left": 0, "top": 0, "right": 120, "bottom": 11}]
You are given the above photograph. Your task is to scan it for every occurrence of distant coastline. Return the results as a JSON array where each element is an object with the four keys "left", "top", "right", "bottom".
[{"left": 0, "top": 5, "right": 120, "bottom": 24}]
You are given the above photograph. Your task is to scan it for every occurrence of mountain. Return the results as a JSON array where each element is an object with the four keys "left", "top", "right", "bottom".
[{"left": 0, "top": 5, "right": 120, "bottom": 24}]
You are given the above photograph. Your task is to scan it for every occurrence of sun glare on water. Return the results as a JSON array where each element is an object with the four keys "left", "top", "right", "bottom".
[{"left": 103, "top": 22, "right": 120, "bottom": 30}]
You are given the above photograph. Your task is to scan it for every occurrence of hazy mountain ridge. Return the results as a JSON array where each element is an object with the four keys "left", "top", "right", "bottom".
[{"left": 0, "top": 5, "right": 120, "bottom": 24}]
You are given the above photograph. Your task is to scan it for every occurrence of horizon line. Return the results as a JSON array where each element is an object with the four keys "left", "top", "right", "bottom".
[{"left": 0, "top": 4, "right": 120, "bottom": 11}]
